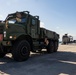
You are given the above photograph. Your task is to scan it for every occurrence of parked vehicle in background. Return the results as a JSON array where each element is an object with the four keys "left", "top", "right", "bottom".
[{"left": 62, "top": 34, "right": 73, "bottom": 44}]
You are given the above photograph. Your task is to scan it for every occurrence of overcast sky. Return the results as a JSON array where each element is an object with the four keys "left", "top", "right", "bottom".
[{"left": 0, "top": 0, "right": 76, "bottom": 41}]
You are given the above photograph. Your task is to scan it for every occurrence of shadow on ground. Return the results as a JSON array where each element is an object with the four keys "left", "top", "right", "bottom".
[{"left": 0, "top": 51, "right": 76, "bottom": 75}]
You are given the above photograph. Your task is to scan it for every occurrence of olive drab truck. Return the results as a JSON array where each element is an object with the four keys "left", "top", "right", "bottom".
[{"left": 0, "top": 11, "right": 59, "bottom": 61}]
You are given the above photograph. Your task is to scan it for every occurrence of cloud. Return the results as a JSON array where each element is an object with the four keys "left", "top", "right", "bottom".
[
  {"left": 0, "top": 15, "right": 4, "bottom": 20},
  {"left": 40, "top": 22, "right": 45, "bottom": 28},
  {"left": 0, "top": 15, "right": 3, "bottom": 18},
  {"left": 59, "top": 34, "right": 63, "bottom": 41}
]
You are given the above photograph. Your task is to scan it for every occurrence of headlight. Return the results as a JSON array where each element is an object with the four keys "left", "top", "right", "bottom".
[
  {"left": 4, "top": 31, "right": 6, "bottom": 37},
  {"left": 9, "top": 36, "right": 13, "bottom": 39}
]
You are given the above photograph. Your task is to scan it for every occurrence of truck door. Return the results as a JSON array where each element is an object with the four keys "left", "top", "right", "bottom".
[{"left": 31, "top": 17, "right": 39, "bottom": 38}]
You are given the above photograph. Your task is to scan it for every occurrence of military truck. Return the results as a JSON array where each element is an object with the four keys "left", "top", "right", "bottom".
[
  {"left": 0, "top": 11, "right": 59, "bottom": 61},
  {"left": 62, "top": 34, "right": 73, "bottom": 44}
]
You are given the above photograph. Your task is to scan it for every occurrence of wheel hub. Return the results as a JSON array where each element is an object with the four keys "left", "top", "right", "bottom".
[{"left": 21, "top": 46, "right": 28, "bottom": 56}]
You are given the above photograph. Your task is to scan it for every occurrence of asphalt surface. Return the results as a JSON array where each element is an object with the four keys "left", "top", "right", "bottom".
[{"left": 0, "top": 45, "right": 76, "bottom": 75}]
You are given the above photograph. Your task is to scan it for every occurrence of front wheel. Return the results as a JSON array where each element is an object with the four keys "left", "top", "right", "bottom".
[
  {"left": 12, "top": 40, "right": 30, "bottom": 62},
  {"left": 0, "top": 46, "right": 6, "bottom": 58},
  {"left": 0, "top": 53, "right": 6, "bottom": 58}
]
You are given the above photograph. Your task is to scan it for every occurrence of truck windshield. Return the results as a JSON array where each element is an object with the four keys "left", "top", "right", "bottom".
[
  {"left": 5, "top": 15, "right": 16, "bottom": 24},
  {"left": 8, "top": 20, "right": 16, "bottom": 24},
  {"left": 6, "top": 15, "right": 26, "bottom": 24}
]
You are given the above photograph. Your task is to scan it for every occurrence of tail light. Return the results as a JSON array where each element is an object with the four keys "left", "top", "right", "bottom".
[{"left": 0, "top": 34, "right": 3, "bottom": 41}]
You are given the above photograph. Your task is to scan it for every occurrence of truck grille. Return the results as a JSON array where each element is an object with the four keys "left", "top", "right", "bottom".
[{"left": 0, "top": 26, "right": 3, "bottom": 34}]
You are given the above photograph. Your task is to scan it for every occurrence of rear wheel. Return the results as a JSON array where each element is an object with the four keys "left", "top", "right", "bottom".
[
  {"left": 47, "top": 40, "right": 54, "bottom": 53},
  {"left": 54, "top": 41, "right": 58, "bottom": 52},
  {"left": 12, "top": 40, "right": 30, "bottom": 62}
]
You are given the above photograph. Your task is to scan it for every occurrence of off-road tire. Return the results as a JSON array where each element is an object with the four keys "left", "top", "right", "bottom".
[
  {"left": 47, "top": 41, "right": 54, "bottom": 53},
  {"left": 0, "top": 53, "right": 5, "bottom": 58},
  {"left": 0, "top": 46, "right": 6, "bottom": 58},
  {"left": 54, "top": 41, "right": 58, "bottom": 52},
  {"left": 12, "top": 40, "right": 30, "bottom": 62}
]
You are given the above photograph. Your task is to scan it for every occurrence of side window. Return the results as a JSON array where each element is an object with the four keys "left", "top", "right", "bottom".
[{"left": 32, "top": 19, "right": 36, "bottom": 25}]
